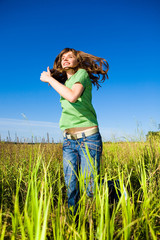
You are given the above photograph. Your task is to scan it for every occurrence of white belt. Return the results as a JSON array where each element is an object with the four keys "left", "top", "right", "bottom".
[{"left": 64, "top": 127, "right": 99, "bottom": 140}]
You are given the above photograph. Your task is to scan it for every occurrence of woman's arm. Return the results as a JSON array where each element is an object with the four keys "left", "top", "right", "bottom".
[{"left": 40, "top": 67, "right": 84, "bottom": 103}]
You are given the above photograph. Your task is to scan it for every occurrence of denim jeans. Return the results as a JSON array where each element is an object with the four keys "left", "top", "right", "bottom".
[{"left": 63, "top": 131, "right": 102, "bottom": 214}]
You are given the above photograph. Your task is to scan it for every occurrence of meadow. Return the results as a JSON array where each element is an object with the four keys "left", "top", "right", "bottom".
[{"left": 0, "top": 139, "right": 159, "bottom": 239}]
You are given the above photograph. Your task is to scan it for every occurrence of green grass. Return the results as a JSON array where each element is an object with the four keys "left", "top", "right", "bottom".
[{"left": 0, "top": 140, "right": 160, "bottom": 239}]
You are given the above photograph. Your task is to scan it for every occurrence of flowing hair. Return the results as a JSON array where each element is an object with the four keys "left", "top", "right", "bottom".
[{"left": 50, "top": 48, "right": 109, "bottom": 89}]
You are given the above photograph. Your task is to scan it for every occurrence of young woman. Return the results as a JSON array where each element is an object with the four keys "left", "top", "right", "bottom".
[{"left": 40, "top": 48, "right": 109, "bottom": 214}]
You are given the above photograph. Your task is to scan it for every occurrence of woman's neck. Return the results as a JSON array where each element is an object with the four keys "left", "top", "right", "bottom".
[{"left": 66, "top": 69, "right": 76, "bottom": 79}]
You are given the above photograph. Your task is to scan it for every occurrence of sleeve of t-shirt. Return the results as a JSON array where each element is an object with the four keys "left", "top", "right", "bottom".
[{"left": 72, "top": 69, "right": 89, "bottom": 88}]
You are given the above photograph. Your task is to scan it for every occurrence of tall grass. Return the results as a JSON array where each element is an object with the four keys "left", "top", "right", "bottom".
[{"left": 0, "top": 140, "right": 160, "bottom": 239}]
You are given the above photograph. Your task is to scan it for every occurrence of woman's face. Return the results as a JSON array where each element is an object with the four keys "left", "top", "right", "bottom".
[{"left": 61, "top": 51, "right": 78, "bottom": 69}]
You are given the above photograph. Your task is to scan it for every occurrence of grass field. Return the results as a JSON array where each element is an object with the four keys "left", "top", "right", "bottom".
[{"left": 0, "top": 140, "right": 160, "bottom": 239}]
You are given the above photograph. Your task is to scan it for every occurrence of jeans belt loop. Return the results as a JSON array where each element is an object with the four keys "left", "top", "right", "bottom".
[{"left": 82, "top": 132, "right": 85, "bottom": 140}]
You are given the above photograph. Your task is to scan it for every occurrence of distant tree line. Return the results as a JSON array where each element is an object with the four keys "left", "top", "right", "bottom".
[{"left": 146, "top": 131, "right": 160, "bottom": 141}]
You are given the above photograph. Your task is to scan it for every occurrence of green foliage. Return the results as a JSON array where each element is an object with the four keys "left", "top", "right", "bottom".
[{"left": 0, "top": 141, "right": 160, "bottom": 239}]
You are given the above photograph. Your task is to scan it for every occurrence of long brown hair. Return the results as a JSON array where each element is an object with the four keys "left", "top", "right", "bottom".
[{"left": 50, "top": 48, "right": 109, "bottom": 89}]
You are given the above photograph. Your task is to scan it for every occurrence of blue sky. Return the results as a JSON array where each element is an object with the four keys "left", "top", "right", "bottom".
[{"left": 0, "top": 0, "right": 160, "bottom": 142}]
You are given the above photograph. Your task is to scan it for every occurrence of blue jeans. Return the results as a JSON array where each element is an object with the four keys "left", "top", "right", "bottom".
[{"left": 63, "top": 132, "right": 102, "bottom": 214}]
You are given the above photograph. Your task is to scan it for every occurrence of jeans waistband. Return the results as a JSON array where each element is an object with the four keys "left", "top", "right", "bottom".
[{"left": 64, "top": 127, "right": 99, "bottom": 140}]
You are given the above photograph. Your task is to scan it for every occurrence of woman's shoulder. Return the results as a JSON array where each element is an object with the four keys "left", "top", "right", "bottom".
[
  {"left": 76, "top": 68, "right": 89, "bottom": 77},
  {"left": 73, "top": 68, "right": 91, "bottom": 87},
  {"left": 77, "top": 68, "right": 88, "bottom": 73}
]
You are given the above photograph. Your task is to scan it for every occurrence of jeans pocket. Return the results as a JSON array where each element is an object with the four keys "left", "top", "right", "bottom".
[
  {"left": 83, "top": 141, "right": 102, "bottom": 152},
  {"left": 81, "top": 134, "right": 102, "bottom": 162},
  {"left": 82, "top": 132, "right": 102, "bottom": 152}
]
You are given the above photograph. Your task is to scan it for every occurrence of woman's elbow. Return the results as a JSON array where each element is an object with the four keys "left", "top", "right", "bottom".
[
  {"left": 69, "top": 97, "right": 77, "bottom": 103},
  {"left": 68, "top": 95, "right": 79, "bottom": 103}
]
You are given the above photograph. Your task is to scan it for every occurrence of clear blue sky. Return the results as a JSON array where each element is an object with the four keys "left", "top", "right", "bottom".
[{"left": 0, "top": 0, "right": 160, "bottom": 142}]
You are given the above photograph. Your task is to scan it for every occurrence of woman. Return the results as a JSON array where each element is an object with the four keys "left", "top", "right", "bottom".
[{"left": 40, "top": 48, "right": 109, "bottom": 214}]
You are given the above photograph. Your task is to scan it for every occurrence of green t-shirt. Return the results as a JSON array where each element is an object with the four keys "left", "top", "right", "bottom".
[{"left": 59, "top": 69, "right": 98, "bottom": 130}]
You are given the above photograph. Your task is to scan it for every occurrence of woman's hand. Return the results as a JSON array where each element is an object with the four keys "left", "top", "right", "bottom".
[
  {"left": 40, "top": 67, "right": 52, "bottom": 83},
  {"left": 40, "top": 67, "right": 84, "bottom": 102}
]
